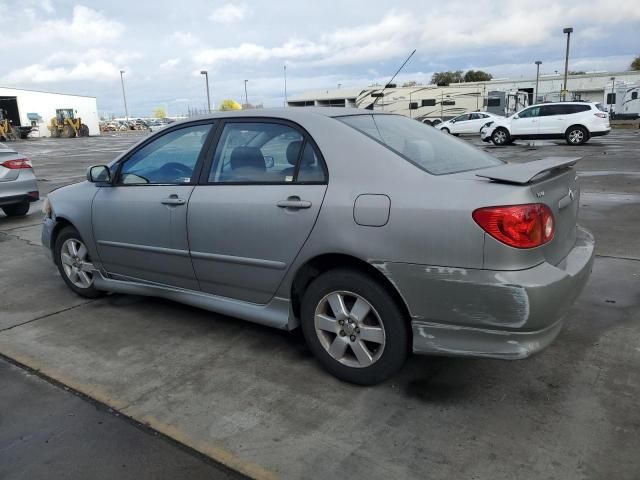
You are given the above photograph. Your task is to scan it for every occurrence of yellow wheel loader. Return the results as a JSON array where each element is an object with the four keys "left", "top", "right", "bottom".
[
  {"left": 48, "top": 109, "right": 90, "bottom": 138},
  {"left": 0, "top": 109, "right": 19, "bottom": 141}
]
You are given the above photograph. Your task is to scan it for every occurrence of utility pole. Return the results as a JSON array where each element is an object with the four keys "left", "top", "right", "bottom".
[
  {"left": 562, "top": 27, "right": 573, "bottom": 101},
  {"left": 534, "top": 61, "right": 542, "bottom": 104},
  {"left": 119, "top": 70, "right": 129, "bottom": 121},
  {"left": 244, "top": 80, "right": 249, "bottom": 108},
  {"left": 200, "top": 70, "right": 211, "bottom": 113}
]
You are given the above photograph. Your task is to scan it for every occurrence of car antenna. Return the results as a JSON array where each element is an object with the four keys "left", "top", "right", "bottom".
[{"left": 368, "top": 49, "right": 417, "bottom": 109}]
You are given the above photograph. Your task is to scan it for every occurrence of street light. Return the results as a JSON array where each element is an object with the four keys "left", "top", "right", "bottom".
[
  {"left": 562, "top": 27, "right": 573, "bottom": 101},
  {"left": 244, "top": 80, "right": 249, "bottom": 108},
  {"left": 534, "top": 61, "right": 542, "bottom": 104},
  {"left": 119, "top": 70, "right": 129, "bottom": 121},
  {"left": 200, "top": 70, "right": 211, "bottom": 113},
  {"left": 284, "top": 65, "right": 287, "bottom": 107}
]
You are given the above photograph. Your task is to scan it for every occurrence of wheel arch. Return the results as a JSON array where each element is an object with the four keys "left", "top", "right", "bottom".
[
  {"left": 50, "top": 216, "right": 75, "bottom": 262},
  {"left": 289, "top": 253, "right": 412, "bottom": 328}
]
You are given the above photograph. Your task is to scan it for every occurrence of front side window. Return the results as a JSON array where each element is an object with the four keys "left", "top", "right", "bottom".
[
  {"left": 118, "top": 124, "right": 212, "bottom": 184},
  {"left": 208, "top": 122, "right": 326, "bottom": 183},
  {"left": 338, "top": 114, "right": 503, "bottom": 175}
]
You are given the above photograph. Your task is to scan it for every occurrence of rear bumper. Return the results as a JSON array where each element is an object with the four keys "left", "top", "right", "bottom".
[
  {"left": 378, "top": 226, "right": 595, "bottom": 359},
  {"left": 0, "top": 192, "right": 39, "bottom": 206}
]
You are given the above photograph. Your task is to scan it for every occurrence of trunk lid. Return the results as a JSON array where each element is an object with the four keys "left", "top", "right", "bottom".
[{"left": 476, "top": 157, "right": 580, "bottom": 266}]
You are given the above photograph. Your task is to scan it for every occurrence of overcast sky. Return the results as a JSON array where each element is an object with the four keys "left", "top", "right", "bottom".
[{"left": 1, "top": 0, "right": 638, "bottom": 117}]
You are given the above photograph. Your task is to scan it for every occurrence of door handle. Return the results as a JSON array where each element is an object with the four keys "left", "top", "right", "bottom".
[
  {"left": 277, "top": 197, "right": 312, "bottom": 209},
  {"left": 161, "top": 195, "right": 186, "bottom": 206}
]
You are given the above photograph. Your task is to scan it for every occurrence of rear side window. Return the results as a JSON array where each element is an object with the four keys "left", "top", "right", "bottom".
[
  {"left": 208, "top": 122, "right": 326, "bottom": 184},
  {"left": 595, "top": 103, "right": 607, "bottom": 112},
  {"left": 338, "top": 114, "right": 503, "bottom": 175}
]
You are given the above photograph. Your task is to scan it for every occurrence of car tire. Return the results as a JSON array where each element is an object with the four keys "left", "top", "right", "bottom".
[
  {"left": 565, "top": 126, "right": 589, "bottom": 145},
  {"left": 54, "top": 226, "right": 103, "bottom": 299},
  {"left": 441, "top": 127, "right": 450, "bottom": 134},
  {"left": 491, "top": 127, "right": 510, "bottom": 146},
  {"left": 300, "top": 268, "right": 409, "bottom": 385},
  {"left": 2, "top": 201, "right": 30, "bottom": 217}
]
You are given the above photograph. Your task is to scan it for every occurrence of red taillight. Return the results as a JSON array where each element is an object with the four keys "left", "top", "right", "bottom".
[
  {"left": 1, "top": 158, "right": 32, "bottom": 169},
  {"left": 473, "top": 204, "right": 555, "bottom": 249},
  {"left": 594, "top": 112, "right": 607, "bottom": 118}
]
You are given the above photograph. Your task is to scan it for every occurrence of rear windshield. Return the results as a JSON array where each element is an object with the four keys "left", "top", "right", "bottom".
[{"left": 337, "top": 114, "right": 504, "bottom": 175}]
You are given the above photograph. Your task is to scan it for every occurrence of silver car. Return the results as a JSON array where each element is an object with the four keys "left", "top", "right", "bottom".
[
  {"left": 41, "top": 108, "right": 594, "bottom": 385},
  {"left": 0, "top": 143, "right": 39, "bottom": 217}
]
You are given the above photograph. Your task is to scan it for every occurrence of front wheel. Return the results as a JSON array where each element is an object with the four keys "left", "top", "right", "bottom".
[
  {"left": 491, "top": 127, "right": 510, "bottom": 145},
  {"left": 441, "top": 127, "right": 450, "bottom": 134},
  {"left": 80, "top": 124, "right": 89, "bottom": 137},
  {"left": 54, "top": 226, "right": 103, "bottom": 298},
  {"left": 566, "top": 126, "right": 588, "bottom": 145},
  {"left": 300, "top": 269, "right": 409, "bottom": 385}
]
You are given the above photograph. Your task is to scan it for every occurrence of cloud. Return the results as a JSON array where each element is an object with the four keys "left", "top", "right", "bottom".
[
  {"left": 19, "top": 5, "right": 124, "bottom": 45},
  {"left": 209, "top": 3, "right": 248, "bottom": 23},
  {"left": 2, "top": 60, "right": 122, "bottom": 84},
  {"left": 171, "top": 31, "right": 198, "bottom": 46},
  {"left": 160, "top": 58, "right": 181, "bottom": 70}
]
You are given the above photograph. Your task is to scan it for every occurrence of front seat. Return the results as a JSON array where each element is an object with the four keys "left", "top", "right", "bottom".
[{"left": 227, "top": 146, "right": 266, "bottom": 181}]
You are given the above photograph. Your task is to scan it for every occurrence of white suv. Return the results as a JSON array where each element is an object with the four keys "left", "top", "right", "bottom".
[{"left": 481, "top": 102, "right": 610, "bottom": 145}]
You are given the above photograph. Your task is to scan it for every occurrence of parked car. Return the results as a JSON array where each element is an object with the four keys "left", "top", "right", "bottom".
[
  {"left": 41, "top": 108, "right": 594, "bottom": 385},
  {"left": 436, "top": 112, "right": 499, "bottom": 135},
  {"left": 481, "top": 102, "right": 610, "bottom": 145},
  {"left": 0, "top": 143, "right": 39, "bottom": 217}
]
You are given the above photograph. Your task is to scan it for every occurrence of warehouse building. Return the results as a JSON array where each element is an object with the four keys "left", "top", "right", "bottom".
[{"left": 0, "top": 86, "right": 99, "bottom": 137}]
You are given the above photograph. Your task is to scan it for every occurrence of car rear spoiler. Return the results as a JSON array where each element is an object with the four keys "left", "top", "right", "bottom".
[{"left": 476, "top": 157, "right": 581, "bottom": 185}]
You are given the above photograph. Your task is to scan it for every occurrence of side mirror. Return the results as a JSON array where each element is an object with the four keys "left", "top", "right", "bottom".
[
  {"left": 513, "top": 114, "right": 520, "bottom": 119},
  {"left": 87, "top": 165, "right": 111, "bottom": 183}
]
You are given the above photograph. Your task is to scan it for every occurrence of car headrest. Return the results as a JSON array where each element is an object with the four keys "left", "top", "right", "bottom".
[
  {"left": 230, "top": 146, "right": 265, "bottom": 171},
  {"left": 286, "top": 141, "right": 302, "bottom": 166},
  {"left": 286, "top": 140, "right": 316, "bottom": 166}
]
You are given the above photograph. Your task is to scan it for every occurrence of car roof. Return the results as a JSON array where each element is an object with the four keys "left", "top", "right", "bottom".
[
  {"left": 528, "top": 101, "right": 597, "bottom": 107},
  {"left": 175, "top": 107, "right": 387, "bottom": 124}
]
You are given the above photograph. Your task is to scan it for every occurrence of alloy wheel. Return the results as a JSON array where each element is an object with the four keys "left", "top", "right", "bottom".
[
  {"left": 493, "top": 129, "right": 507, "bottom": 144},
  {"left": 314, "top": 291, "right": 386, "bottom": 368},
  {"left": 60, "top": 238, "right": 94, "bottom": 289},
  {"left": 568, "top": 129, "right": 584, "bottom": 144}
]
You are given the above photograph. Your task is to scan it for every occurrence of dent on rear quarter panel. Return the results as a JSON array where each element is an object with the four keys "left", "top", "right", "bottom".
[{"left": 372, "top": 261, "right": 531, "bottom": 329}]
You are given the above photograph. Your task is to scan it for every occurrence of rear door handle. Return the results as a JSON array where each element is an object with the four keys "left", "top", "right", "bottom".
[
  {"left": 277, "top": 197, "right": 312, "bottom": 209},
  {"left": 161, "top": 195, "right": 186, "bottom": 206}
]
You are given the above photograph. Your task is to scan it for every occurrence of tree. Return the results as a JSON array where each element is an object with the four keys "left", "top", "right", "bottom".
[
  {"left": 463, "top": 70, "right": 493, "bottom": 82},
  {"left": 219, "top": 99, "right": 242, "bottom": 111},
  {"left": 631, "top": 56, "right": 640, "bottom": 71},
  {"left": 430, "top": 70, "right": 464, "bottom": 86},
  {"left": 152, "top": 107, "right": 167, "bottom": 119}
]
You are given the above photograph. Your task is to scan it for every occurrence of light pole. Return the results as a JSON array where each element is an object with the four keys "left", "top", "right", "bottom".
[
  {"left": 119, "top": 70, "right": 129, "bottom": 121},
  {"left": 534, "top": 61, "right": 542, "bottom": 104},
  {"left": 562, "top": 27, "right": 573, "bottom": 101},
  {"left": 284, "top": 65, "right": 287, "bottom": 107},
  {"left": 609, "top": 76, "right": 616, "bottom": 115},
  {"left": 200, "top": 70, "right": 211, "bottom": 113},
  {"left": 244, "top": 80, "right": 248, "bottom": 108}
]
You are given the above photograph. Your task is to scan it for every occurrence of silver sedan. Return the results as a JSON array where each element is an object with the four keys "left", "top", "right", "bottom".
[
  {"left": 0, "top": 143, "right": 39, "bottom": 217},
  {"left": 41, "top": 108, "right": 594, "bottom": 385}
]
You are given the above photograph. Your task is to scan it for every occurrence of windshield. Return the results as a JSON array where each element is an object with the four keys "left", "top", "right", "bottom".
[{"left": 337, "top": 114, "right": 504, "bottom": 175}]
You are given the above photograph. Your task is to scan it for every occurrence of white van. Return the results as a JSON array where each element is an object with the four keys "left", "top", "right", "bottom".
[{"left": 481, "top": 102, "right": 610, "bottom": 145}]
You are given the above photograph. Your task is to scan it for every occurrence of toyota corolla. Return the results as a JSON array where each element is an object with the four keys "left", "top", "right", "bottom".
[{"left": 41, "top": 108, "right": 594, "bottom": 385}]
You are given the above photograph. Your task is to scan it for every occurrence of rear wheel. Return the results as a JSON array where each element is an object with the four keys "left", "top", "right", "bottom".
[
  {"left": 54, "top": 226, "right": 103, "bottom": 298},
  {"left": 491, "top": 127, "right": 510, "bottom": 146},
  {"left": 300, "top": 269, "right": 409, "bottom": 385},
  {"left": 2, "top": 201, "right": 29, "bottom": 217},
  {"left": 566, "top": 126, "right": 588, "bottom": 145}
]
